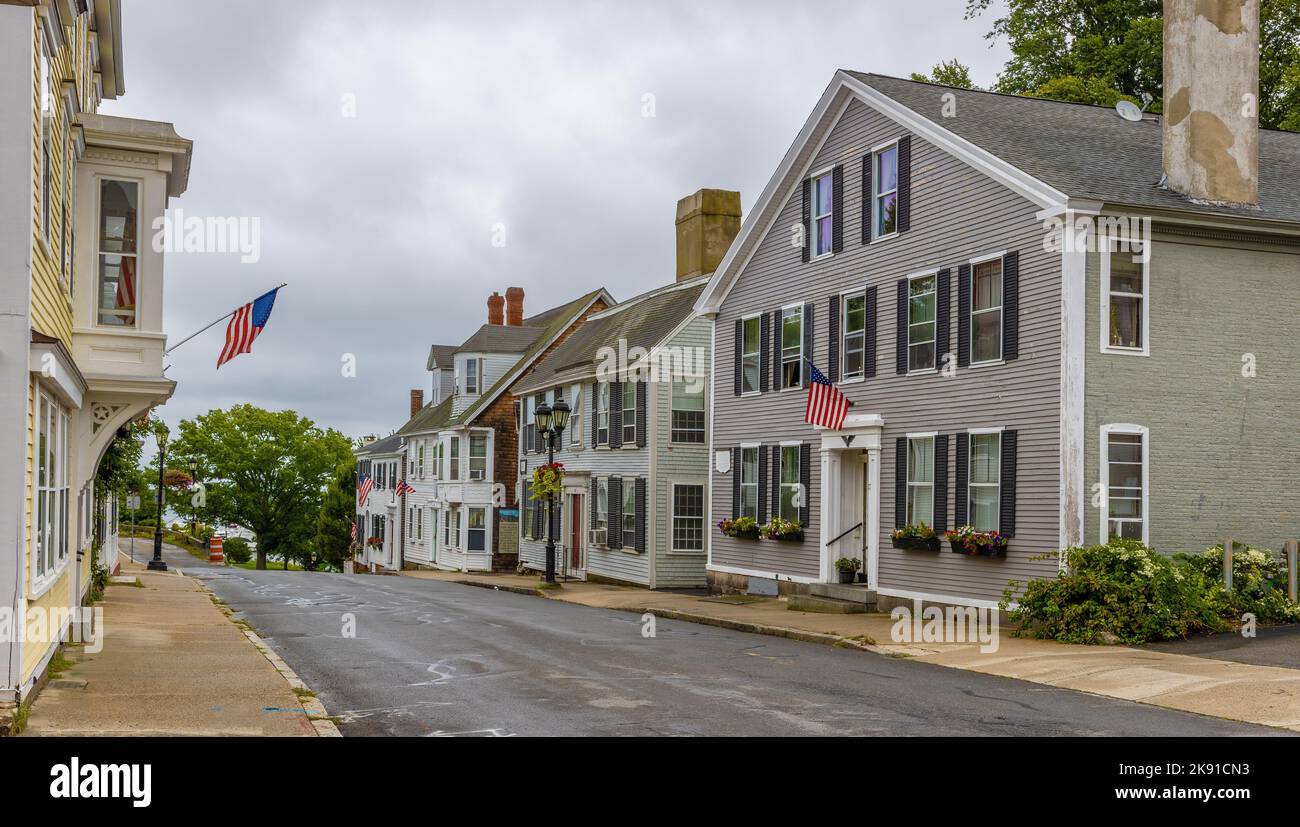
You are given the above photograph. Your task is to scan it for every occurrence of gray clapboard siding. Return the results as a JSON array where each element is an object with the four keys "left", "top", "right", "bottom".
[{"left": 711, "top": 96, "right": 1061, "bottom": 601}]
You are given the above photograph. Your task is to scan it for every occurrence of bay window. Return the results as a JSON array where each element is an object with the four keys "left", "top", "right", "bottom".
[
  {"left": 467, "top": 507, "right": 486, "bottom": 551},
  {"left": 97, "top": 179, "right": 140, "bottom": 327},
  {"left": 469, "top": 434, "right": 487, "bottom": 480}
]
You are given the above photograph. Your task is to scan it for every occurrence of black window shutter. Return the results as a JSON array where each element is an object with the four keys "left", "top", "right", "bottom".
[
  {"left": 590, "top": 383, "right": 598, "bottom": 448},
  {"left": 757, "top": 446, "right": 769, "bottom": 526},
  {"left": 957, "top": 264, "right": 971, "bottom": 368},
  {"left": 609, "top": 380, "right": 622, "bottom": 448},
  {"left": 759, "top": 313, "right": 770, "bottom": 393},
  {"left": 1003, "top": 251, "right": 1020, "bottom": 361},
  {"left": 608, "top": 478, "right": 623, "bottom": 549},
  {"left": 769, "top": 445, "right": 781, "bottom": 523},
  {"left": 865, "top": 286, "right": 878, "bottom": 378},
  {"left": 731, "top": 447, "right": 741, "bottom": 520},
  {"left": 897, "top": 136, "right": 911, "bottom": 234},
  {"left": 798, "top": 443, "right": 811, "bottom": 529},
  {"left": 831, "top": 165, "right": 844, "bottom": 254},
  {"left": 733, "top": 319, "right": 742, "bottom": 396},
  {"left": 828, "top": 295, "right": 841, "bottom": 382},
  {"left": 955, "top": 432, "right": 969, "bottom": 527},
  {"left": 895, "top": 279, "right": 908, "bottom": 375},
  {"left": 771, "top": 310, "right": 782, "bottom": 390},
  {"left": 534, "top": 485, "right": 545, "bottom": 539},
  {"left": 551, "top": 492, "right": 560, "bottom": 539},
  {"left": 894, "top": 437, "right": 907, "bottom": 529},
  {"left": 589, "top": 477, "right": 598, "bottom": 536},
  {"left": 936, "top": 268, "right": 951, "bottom": 369},
  {"left": 635, "top": 381, "right": 647, "bottom": 447},
  {"left": 1000, "top": 430, "right": 1018, "bottom": 537},
  {"left": 801, "top": 302, "right": 813, "bottom": 389},
  {"left": 933, "top": 434, "right": 949, "bottom": 531},
  {"left": 634, "top": 477, "right": 646, "bottom": 552},
  {"left": 523, "top": 481, "right": 532, "bottom": 539},
  {"left": 800, "top": 179, "right": 811, "bottom": 263},
  {"left": 861, "top": 154, "right": 873, "bottom": 245}
]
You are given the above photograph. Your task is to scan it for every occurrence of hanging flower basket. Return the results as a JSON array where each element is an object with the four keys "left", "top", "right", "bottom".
[
  {"left": 718, "top": 517, "right": 761, "bottom": 540},
  {"left": 530, "top": 462, "right": 565, "bottom": 500},
  {"left": 891, "top": 523, "right": 940, "bottom": 552},
  {"left": 760, "top": 517, "right": 804, "bottom": 542},
  {"left": 943, "top": 526, "right": 1008, "bottom": 558},
  {"left": 365, "top": 536, "right": 383, "bottom": 549}
]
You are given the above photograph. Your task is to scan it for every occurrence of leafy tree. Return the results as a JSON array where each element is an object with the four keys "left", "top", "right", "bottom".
[
  {"left": 910, "top": 58, "right": 979, "bottom": 89},
  {"left": 170, "top": 405, "right": 353, "bottom": 570},
  {"left": 314, "top": 460, "right": 358, "bottom": 573},
  {"left": 963, "top": 0, "right": 1300, "bottom": 130}
]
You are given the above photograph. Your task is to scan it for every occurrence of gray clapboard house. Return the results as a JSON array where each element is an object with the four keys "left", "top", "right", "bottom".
[
  {"left": 512, "top": 190, "right": 738, "bottom": 588},
  {"left": 696, "top": 68, "right": 1300, "bottom": 610}
]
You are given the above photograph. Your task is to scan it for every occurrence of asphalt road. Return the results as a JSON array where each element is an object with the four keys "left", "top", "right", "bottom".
[
  {"left": 159, "top": 546, "right": 1284, "bottom": 737},
  {"left": 1145, "top": 624, "right": 1300, "bottom": 669}
]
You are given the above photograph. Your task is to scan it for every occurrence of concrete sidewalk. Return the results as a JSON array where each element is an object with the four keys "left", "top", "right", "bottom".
[
  {"left": 23, "top": 559, "right": 332, "bottom": 737},
  {"left": 403, "top": 568, "right": 1300, "bottom": 733}
]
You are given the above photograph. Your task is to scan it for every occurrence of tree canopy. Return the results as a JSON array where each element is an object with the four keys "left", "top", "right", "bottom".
[{"left": 314, "top": 460, "right": 358, "bottom": 573}]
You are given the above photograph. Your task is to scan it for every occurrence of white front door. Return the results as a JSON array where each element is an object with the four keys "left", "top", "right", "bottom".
[{"left": 818, "top": 414, "right": 884, "bottom": 585}]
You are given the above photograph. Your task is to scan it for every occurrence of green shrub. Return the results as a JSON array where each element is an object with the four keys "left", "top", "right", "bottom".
[
  {"left": 1175, "top": 545, "right": 1300, "bottom": 625},
  {"left": 222, "top": 536, "right": 252, "bottom": 565},
  {"left": 1003, "top": 539, "right": 1224, "bottom": 645}
]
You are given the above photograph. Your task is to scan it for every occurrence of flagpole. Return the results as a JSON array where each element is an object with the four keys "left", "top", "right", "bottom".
[{"left": 164, "top": 283, "right": 287, "bottom": 356}]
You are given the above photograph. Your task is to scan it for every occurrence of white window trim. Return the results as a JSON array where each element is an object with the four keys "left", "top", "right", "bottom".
[
  {"left": 969, "top": 253, "right": 1006, "bottom": 366},
  {"left": 839, "top": 286, "right": 868, "bottom": 383},
  {"left": 808, "top": 165, "right": 835, "bottom": 260},
  {"left": 620, "top": 476, "right": 637, "bottom": 550},
  {"left": 871, "top": 138, "right": 900, "bottom": 243},
  {"left": 30, "top": 384, "right": 70, "bottom": 599},
  {"left": 966, "top": 428, "right": 1003, "bottom": 533},
  {"left": 1099, "top": 423, "right": 1150, "bottom": 545},
  {"left": 906, "top": 435, "right": 936, "bottom": 527},
  {"left": 94, "top": 176, "right": 143, "bottom": 330},
  {"left": 670, "top": 376, "right": 707, "bottom": 444},
  {"left": 1099, "top": 235, "right": 1151, "bottom": 357},
  {"left": 596, "top": 382, "right": 611, "bottom": 446},
  {"left": 569, "top": 384, "right": 583, "bottom": 447},
  {"left": 739, "top": 313, "right": 762, "bottom": 397},
  {"left": 621, "top": 381, "right": 637, "bottom": 446},
  {"left": 738, "top": 443, "right": 761, "bottom": 521},
  {"left": 669, "top": 481, "right": 707, "bottom": 555},
  {"left": 905, "top": 269, "right": 939, "bottom": 375},
  {"left": 776, "top": 442, "right": 802, "bottom": 523},
  {"left": 779, "top": 302, "right": 805, "bottom": 392}
]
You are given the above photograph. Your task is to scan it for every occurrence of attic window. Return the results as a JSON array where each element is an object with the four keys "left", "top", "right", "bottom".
[
  {"left": 811, "top": 171, "right": 834, "bottom": 257},
  {"left": 874, "top": 144, "right": 899, "bottom": 238}
]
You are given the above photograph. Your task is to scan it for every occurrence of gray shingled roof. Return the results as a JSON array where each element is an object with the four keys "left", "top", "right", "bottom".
[
  {"left": 514, "top": 278, "right": 707, "bottom": 394},
  {"left": 851, "top": 72, "right": 1300, "bottom": 225},
  {"left": 355, "top": 433, "right": 403, "bottom": 457},
  {"left": 426, "top": 345, "right": 456, "bottom": 371},
  {"left": 397, "top": 395, "right": 454, "bottom": 436},
  {"left": 455, "top": 323, "right": 546, "bottom": 354}
]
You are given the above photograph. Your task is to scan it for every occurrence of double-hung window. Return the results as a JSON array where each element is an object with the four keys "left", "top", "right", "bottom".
[
  {"left": 97, "top": 179, "right": 139, "bottom": 327},
  {"left": 971, "top": 257, "right": 1003, "bottom": 363},
  {"left": 740, "top": 315, "right": 761, "bottom": 394},
  {"left": 469, "top": 434, "right": 487, "bottom": 480},
  {"left": 569, "top": 385, "right": 583, "bottom": 446},
  {"left": 778, "top": 445, "right": 800, "bottom": 523},
  {"left": 621, "top": 381, "right": 637, "bottom": 444},
  {"left": 621, "top": 480, "right": 636, "bottom": 548},
  {"left": 448, "top": 505, "right": 461, "bottom": 548},
  {"left": 670, "top": 378, "right": 705, "bottom": 443},
  {"left": 467, "top": 507, "right": 486, "bottom": 551},
  {"left": 874, "top": 143, "right": 899, "bottom": 238},
  {"left": 1102, "top": 237, "right": 1148, "bottom": 354},
  {"left": 781, "top": 306, "right": 803, "bottom": 389},
  {"left": 906, "top": 436, "right": 935, "bottom": 527},
  {"left": 465, "top": 358, "right": 482, "bottom": 394},
  {"left": 1102, "top": 425, "right": 1148, "bottom": 542},
  {"left": 811, "top": 171, "right": 834, "bottom": 257},
  {"left": 908, "top": 273, "right": 937, "bottom": 372},
  {"left": 968, "top": 432, "right": 1001, "bottom": 532},
  {"left": 739, "top": 446, "right": 759, "bottom": 520},
  {"left": 596, "top": 382, "right": 610, "bottom": 445},
  {"left": 593, "top": 479, "right": 609, "bottom": 545},
  {"left": 842, "top": 290, "right": 866, "bottom": 380},
  {"left": 416, "top": 441, "right": 425, "bottom": 478},
  {"left": 671, "top": 484, "right": 705, "bottom": 552},
  {"left": 449, "top": 437, "right": 460, "bottom": 480},
  {"left": 34, "top": 389, "right": 69, "bottom": 586}
]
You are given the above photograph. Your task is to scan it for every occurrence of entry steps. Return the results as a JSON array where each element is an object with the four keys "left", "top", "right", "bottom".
[{"left": 787, "top": 583, "right": 878, "bottom": 614}]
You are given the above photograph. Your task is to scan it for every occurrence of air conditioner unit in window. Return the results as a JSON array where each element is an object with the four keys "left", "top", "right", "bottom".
[
  {"left": 589, "top": 528, "right": 607, "bottom": 546},
  {"left": 470, "top": 469, "right": 485, "bottom": 481}
]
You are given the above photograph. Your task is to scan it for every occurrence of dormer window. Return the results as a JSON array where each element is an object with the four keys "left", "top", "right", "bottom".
[{"left": 97, "top": 179, "right": 139, "bottom": 328}]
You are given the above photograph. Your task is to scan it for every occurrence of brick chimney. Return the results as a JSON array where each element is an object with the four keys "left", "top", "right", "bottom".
[
  {"left": 675, "top": 189, "right": 741, "bottom": 281},
  {"left": 505, "top": 287, "right": 525, "bottom": 326},
  {"left": 1162, "top": 0, "right": 1259, "bottom": 205},
  {"left": 410, "top": 389, "right": 423, "bottom": 418},
  {"left": 487, "top": 292, "right": 505, "bottom": 325}
]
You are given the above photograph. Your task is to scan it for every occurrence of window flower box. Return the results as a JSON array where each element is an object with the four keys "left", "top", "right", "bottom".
[
  {"left": 761, "top": 517, "right": 804, "bottom": 542},
  {"left": 891, "top": 523, "right": 939, "bottom": 552},
  {"left": 718, "top": 517, "right": 761, "bottom": 540},
  {"left": 943, "top": 525, "right": 1008, "bottom": 558}
]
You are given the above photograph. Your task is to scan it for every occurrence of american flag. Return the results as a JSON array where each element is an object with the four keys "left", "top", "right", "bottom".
[
  {"left": 357, "top": 474, "right": 373, "bottom": 507},
  {"left": 804, "top": 360, "right": 851, "bottom": 430},
  {"left": 217, "top": 288, "right": 280, "bottom": 369},
  {"left": 394, "top": 479, "right": 415, "bottom": 497},
  {"left": 114, "top": 257, "right": 136, "bottom": 314},
  {"left": 350, "top": 521, "right": 357, "bottom": 541}
]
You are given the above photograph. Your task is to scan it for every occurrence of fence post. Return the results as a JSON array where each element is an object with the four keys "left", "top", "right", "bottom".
[
  {"left": 1222, "top": 537, "right": 1233, "bottom": 592},
  {"left": 1285, "top": 540, "right": 1298, "bottom": 603}
]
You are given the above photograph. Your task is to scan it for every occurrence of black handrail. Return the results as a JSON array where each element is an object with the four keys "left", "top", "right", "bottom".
[{"left": 826, "top": 522, "right": 863, "bottom": 547}]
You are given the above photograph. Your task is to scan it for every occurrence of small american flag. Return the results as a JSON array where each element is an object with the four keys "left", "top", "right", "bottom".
[
  {"left": 357, "top": 474, "right": 373, "bottom": 506},
  {"left": 804, "top": 360, "right": 851, "bottom": 430},
  {"left": 350, "top": 521, "right": 357, "bottom": 541},
  {"left": 217, "top": 288, "right": 279, "bottom": 369},
  {"left": 394, "top": 479, "right": 415, "bottom": 497}
]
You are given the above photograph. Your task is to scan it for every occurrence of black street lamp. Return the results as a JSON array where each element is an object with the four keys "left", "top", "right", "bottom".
[
  {"left": 188, "top": 457, "right": 199, "bottom": 538},
  {"left": 534, "top": 399, "right": 570, "bottom": 584},
  {"left": 149, "top": 430, "right": 169, "bottom": 571}
]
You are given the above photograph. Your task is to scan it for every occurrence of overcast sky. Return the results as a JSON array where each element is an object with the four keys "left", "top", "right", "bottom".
[{"left": 103, "top": 0, "right": 1010, "bottom": 442}]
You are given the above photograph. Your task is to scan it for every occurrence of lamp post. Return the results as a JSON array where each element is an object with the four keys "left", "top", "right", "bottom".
[
  {"left": 149, "top": 429, "right": 168, "bottom": 571},
  {"left": 534, "top": 399, "right": 570, "bottom": 584},
  {"left": 188, "top": 457, "right": 199, "bottom": 538}
]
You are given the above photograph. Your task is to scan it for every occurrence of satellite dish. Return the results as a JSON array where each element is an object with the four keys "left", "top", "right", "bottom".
[{"left": 1115, "top": 100, "right": 1144, "bottom": 122}]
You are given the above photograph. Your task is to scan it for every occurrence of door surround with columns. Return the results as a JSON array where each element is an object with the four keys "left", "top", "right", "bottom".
[{"left": 816, "top": 413, "right": 884, "bottom": 584}]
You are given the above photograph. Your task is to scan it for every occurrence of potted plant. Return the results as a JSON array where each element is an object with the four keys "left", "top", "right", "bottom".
[
  {"left": 834, "top": 557, "right": 862, "bottom": 584},
  {"left": 760, "top": 516, "right": 804, "bottom": 542},
  {"left": 891, "top": 522, "right": 940, "bottom": 552},
  {"left": 943, "top": 525, "right": 1008, "bottom": 558},
  {"left": 718, "top": 516, "right": 761, "bottom": 540},
  {"left": 366, "top": 536, "right": 383, "bottom": 550}
]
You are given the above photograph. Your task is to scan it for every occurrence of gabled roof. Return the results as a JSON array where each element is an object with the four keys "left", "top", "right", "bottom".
[
  {"left": 426, "top": 345, "right": 456, "bottom": 371},
  {"left": 355, "top": 433, "right": 403, "bottom": 457},
  {"left": 697, "top": 70, "right": 1300, "bottom": 315},
  {"left": 515, "top": 277, "right": 708, "bottom": 395},
  {"left": 397, "top": 395, "right": 453, "bottom": 436},
  {"left": 456, "top": 323, "right": 547, "bottom": 355}
]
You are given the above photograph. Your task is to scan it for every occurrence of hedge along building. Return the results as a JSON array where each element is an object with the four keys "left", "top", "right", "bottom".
[
  {"left": 697, "top": 4, "right": 1298, "bottom": 609},
  {"left": 511, "top": 189, "right": 735, "bottom": 588}
]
